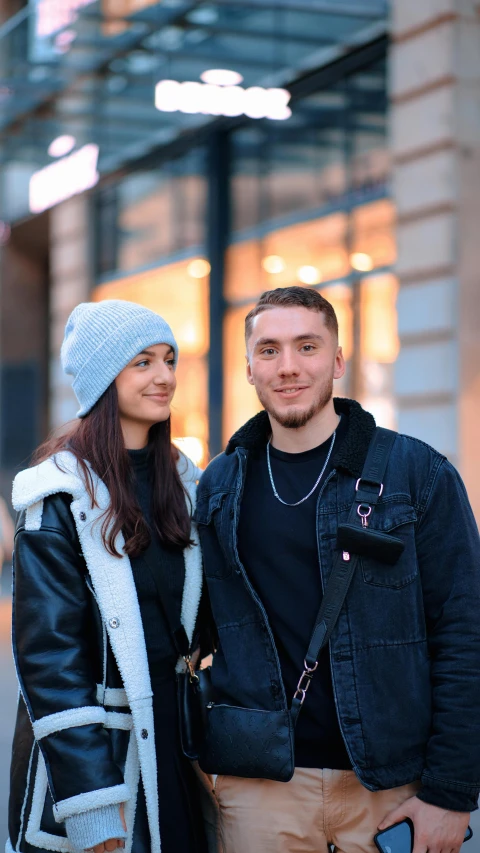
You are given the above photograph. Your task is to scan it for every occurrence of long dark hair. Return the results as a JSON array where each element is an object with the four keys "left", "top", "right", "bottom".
[{"left": 33, "top": 383, "right": 193, "bottom": 557}]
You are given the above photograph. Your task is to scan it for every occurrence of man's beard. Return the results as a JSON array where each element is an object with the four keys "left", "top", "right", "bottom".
[{"left": 257, "top": 375, "right": 334, "bottom": 430}]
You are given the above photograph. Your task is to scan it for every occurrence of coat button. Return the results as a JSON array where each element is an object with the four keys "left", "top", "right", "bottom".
[
  {"left": 141, "top": 729, "right": 148, "bottom": 739},
  {"left": 109, "top": 617, "right": 120, "bottom": 629},
  {"left": 80, "top": 512, "right": 86, "bottom": 521}
]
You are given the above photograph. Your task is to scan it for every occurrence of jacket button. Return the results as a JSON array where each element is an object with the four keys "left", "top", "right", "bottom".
[
  {"left": 109, "top": 617, "right": 120, "bottom": 629},
  {"left": 80, "top": 512, "right": 86, "bottom": 521},
  {"left": 141, "top": 729, "right": 148, "bottom": 739}
]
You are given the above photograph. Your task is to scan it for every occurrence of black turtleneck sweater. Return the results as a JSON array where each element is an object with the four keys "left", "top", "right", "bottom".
[
  {"left": 127, "top": 447, "right": 184, "bottom": 676},
  {"left": 127, "top": 449, "right": 209, "bottom": 853}
]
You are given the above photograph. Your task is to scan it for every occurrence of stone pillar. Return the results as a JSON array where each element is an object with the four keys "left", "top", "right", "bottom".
[
  {"left": 390, "top": 0, "right": 480, "bottom": 518},
  {"left": 49, "top": 195, "right": 92, "bottom": 428}
]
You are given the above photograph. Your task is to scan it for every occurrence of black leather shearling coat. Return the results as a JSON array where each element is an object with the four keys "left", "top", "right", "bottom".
[{"left": 8, "top": 451, "right": 203, "bottom": 853}]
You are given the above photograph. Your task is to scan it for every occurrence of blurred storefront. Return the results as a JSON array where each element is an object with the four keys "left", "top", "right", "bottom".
[
  {"left": 91, "top": 44, "right": 394, "bottom": 464},
  {"left": 0, "top": 1, "right": 479, "bottom": 515}
]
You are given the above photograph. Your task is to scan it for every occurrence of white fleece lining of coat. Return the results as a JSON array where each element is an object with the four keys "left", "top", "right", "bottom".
[
  {"left": 16, "top": 741, "right": 36, "bottom": 852},
  {"left": 96, "top": 684, "right": 129, "bottom": 707},
  {"left": 104, "top": 712, "right": 133, "bottom": 731},
  {"left": 12, "top": 450, "right": 203, "bottom": 853},
  {"left": 33, "top": 707, "right": 107, "bottom": 741},
  {"left": 24, "top": 734, "right": 138, "bottom": 852},
  {"left": 123, "top": 728, "right": 140, "bottom": 853},
  {"left": 25, "top": 753, "right": 71, "bottom": 851},
  {"left": 54, "top": 784, "right": 130, "bottom": 824},
  {"left": 6, "top": 839, "right": 15, "bottom": 853},
  {"left": 24, "top": 500, "right": 44, "bottom": 531}
]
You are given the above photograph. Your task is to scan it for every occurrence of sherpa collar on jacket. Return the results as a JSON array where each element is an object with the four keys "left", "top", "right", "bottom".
[{"left": 225, "top": 397, "right": 376, "bottom": 479}]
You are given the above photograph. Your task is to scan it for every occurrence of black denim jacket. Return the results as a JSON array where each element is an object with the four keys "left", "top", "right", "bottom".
[{"left": 195, "top": 398, "right": 480, "bottom": 812}]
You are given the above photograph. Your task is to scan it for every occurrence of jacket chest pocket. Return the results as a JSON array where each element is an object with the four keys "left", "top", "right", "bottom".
[
  {"left": 194, "top": 491, "right": 235, "bottom": 579},
  {"left": 361, "top": 504, "right": 418, "bottom": 589}
]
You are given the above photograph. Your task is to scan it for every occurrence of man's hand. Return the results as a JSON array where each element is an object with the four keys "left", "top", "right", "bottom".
[
  {"left": 86, "top": 803, "right": 127, "bottom": 853},
  {"left": 378, "top": 796, "right": 470, "bottom": 853}
]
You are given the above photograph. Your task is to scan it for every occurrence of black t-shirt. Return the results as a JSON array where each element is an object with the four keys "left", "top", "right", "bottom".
[{"left": 238, "top": 415, "right": 351, "bottom": 769}]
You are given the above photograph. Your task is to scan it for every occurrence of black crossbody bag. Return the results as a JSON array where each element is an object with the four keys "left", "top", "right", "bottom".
[
  {"left": 139, "top": 547, "right": 215, "bottom": 762},
  {"left": 155, "top": 428, "right": 401, "bottom": 779}
]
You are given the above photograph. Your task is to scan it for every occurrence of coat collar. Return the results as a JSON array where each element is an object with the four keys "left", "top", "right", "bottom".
[
  {"left": 225, "top": 397, "right": 376, "bottom": 479},
  {"left": 12, "top": 449, "right": 203, "bottom": 650}
]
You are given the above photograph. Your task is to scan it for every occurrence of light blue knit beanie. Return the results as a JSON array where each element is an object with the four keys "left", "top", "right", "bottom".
[{"left": 61, "top": 299, "right": 179, "bottom": 417}]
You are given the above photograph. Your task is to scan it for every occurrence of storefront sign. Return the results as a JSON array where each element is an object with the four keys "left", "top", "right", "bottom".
[
  {"left": 155, "top": 80, "right": 291, "bottom": 121},
  {"left": 29, "top": 144, "right": 99, "bottom": 213}
]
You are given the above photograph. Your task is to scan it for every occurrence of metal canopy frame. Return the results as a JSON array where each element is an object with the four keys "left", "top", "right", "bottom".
[{"left": 0, "top": 0, "right": 388, "bottom": 176}]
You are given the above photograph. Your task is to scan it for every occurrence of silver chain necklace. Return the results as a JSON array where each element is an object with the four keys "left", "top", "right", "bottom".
[{"left": 266, "top": 430, "right": 336, "bottom": 507}]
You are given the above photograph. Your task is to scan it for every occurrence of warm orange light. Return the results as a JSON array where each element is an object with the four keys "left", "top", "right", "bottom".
[
  {"left": 187, "top": 258, "right": 211, "bottom": 279},
  {"left": 321, "top": 283, "right": 353, "bottom": 361},
  {"left": 297, "top": 265, "right": 322, "bottom": 285},
  {"left": 102, "top": 0, "right": 159, "bottom": 35},
  {"left": 173, "top": 436, "right": 206, "bottom": 467},
  {"left": 225, "top": 213, "right": 349, "bottom": 302},
  {"left": 360, "top": 274, "right": 399, "bottom": 363},
  {"left": 350, "top": 252, "right": 373, "bottom": 272},
  {"left": 223, "top": 305, "right": 263, "bottom": 443},
  {"left": 262, "top": 255, "right": 286, "bottom": 274},
  {"left": 352, "top": 200, "right": 396, "bottom": 269}
]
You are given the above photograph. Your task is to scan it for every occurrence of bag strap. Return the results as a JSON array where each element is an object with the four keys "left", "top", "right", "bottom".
[{"left": 291, "top": 426, "right": 397, "bottom": 726}]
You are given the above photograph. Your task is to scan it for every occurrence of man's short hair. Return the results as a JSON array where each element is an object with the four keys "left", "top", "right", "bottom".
[{"left": 245, "top": 286, "right": 338, "bottom": 343}]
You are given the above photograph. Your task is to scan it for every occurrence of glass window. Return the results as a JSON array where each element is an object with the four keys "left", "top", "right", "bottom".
[
  {"left": 225, "top": 213, "right": 349, "bottom": 304},
  {"left": 96, "top": 148, "right": 206, "bottom": 277},
  {"left": 223, "top": 55, "right": 395, "bottom": 441}
]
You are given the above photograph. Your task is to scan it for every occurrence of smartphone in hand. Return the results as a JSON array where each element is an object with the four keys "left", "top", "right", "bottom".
[{"left": 374, "top": 818, "right": 472, "bottom": 853}]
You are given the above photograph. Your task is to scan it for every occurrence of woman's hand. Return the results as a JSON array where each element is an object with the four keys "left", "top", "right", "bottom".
[
  {"left": 86, "top": 804, "right": 127, "bottom": 853},
  {"left": 89, "top": 840, "right": 124, "bottom": 853}
]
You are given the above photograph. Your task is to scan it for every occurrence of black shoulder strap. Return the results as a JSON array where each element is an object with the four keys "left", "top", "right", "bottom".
[{"left": 291, "top": 426, "right": 397, "bottom": 725}]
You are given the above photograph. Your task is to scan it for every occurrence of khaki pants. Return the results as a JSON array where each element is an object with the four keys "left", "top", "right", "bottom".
[{"left": 212, "top": 768, "right": 419, "bottom": 853}]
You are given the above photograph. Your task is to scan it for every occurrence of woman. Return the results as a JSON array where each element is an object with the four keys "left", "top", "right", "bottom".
[{"left": 8, "top": 299, "right": 209, "bottom": 853}]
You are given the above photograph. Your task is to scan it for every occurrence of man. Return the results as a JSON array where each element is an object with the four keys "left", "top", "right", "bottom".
[{"left": 196, "top": 286, "right": 480, "bottom": 853}]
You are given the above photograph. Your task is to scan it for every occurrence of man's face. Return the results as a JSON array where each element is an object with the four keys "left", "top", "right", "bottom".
[{"left": 246, "top": 306, "right": 345, "bottom": 429}]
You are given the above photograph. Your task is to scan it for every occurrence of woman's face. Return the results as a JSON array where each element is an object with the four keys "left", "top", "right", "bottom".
[{"left": 115, "top": 343, "right": 176, "bottom": 434}]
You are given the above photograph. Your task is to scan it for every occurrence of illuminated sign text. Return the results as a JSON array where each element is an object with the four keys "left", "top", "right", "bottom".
[
  {"left": 155, "top": 80, "right": 291, "bottom": 120},
  {"left": 29, "top": 144, "right": 99, "bottom": 213}
]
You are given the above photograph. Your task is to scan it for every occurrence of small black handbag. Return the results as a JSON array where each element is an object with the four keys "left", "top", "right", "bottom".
[{"left": 176, "top": 661, "right": 214, "bottom": 761}]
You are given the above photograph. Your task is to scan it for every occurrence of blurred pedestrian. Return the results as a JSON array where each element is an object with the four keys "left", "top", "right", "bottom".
[
  {"left": 196, "top": 286, "right": 480, "bottom": 853},
  {"left": 7, "top": 300, "right": 210, "bottom": 853}
]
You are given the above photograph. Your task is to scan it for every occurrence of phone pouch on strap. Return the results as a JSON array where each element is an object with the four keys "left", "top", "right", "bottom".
[
  {"left": 199, "top": 705, "right": 295, "bottom": 782},
  {"left": 337, "top": 524, "right": 405, "bottom": 565}
]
